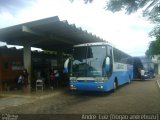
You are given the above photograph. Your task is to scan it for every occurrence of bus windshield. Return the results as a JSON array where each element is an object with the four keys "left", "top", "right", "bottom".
[
  {"left": 140, "top": 57, "right": 154, "bottom": 72},
  {"left": 72, "top": 45, "right": 106, "bottom": 77},
  {"left": 143, "top": 62, "right": 154, "bottom": 71}
]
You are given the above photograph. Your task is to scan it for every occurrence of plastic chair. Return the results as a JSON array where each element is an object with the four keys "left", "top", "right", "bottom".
[{"left": 36, "top": 79, "right": 44, "bottom": 91}]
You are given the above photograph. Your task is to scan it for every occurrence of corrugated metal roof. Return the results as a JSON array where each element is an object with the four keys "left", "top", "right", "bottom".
[{"left": 0, "top": 16, "right": 105, "bottom": 53}]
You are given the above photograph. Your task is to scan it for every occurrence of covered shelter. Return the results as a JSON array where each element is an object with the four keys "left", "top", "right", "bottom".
[{"left": 0, "top": 16, "right": 105, "bottom": 91}]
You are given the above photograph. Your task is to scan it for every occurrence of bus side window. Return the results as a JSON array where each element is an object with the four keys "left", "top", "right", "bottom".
[
  {"left": 106, "top": 46, "right": 113, "bottom": 74},
  {"left": 107, "top": 46, "right": 113, "bottom": 58},
  {"left": 113, "top": 48, "right": 118, "bottom": 62}
]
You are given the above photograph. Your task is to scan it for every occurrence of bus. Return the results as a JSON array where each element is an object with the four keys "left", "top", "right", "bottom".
[
  {"left": 64, "top": 42, "right": 133, "bottom": 92},
  {"left": 132, "top": 57, "right": 155, "bottom": 80}
]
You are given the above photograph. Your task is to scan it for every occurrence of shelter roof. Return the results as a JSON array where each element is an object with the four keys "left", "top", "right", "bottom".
[{"left": 0, "top": 16, "right": 105, "bottom": 53}]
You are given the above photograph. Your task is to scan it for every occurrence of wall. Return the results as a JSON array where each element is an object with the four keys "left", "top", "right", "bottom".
[{"left": 152, "top": 55, "right": 160, "bottom": 75}]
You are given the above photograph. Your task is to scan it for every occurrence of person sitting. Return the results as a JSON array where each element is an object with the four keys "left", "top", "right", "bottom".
[{"left": 17, "top": 73, "right": 24, "bottom": 90}]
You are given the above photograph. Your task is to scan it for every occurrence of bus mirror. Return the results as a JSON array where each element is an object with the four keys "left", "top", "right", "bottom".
[
  {"left": 105, "top": 57, "right": 110, "bottom": 72},
  {"left": 64, "top": 58, "right": 70, "bottom": 73}
]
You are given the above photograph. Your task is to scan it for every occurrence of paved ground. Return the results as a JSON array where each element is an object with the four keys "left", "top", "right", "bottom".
[{"left": 0, "top": 77, "right": 159, "bottom": 120}]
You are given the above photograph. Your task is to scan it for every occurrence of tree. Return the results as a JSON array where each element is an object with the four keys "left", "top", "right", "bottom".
[
  {"left": 70, "top": 0, "right": 93, "bottom": 4},
  {"left": 106, "top": 0, "right": 159, "bottom": 16},
  {"left": 146, "top": 37, "right": 160, "bottom": 56},
  {"left": 73, "top": 0, "right": 160, "bottom": 21},
  {"left": 147, "top": 24, "right": 160, "bottom": 56}
]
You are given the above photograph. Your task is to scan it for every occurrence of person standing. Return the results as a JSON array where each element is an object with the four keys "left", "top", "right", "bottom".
[
  {"left": 20, "top": 68, "right": 29, "bottom": 93},
  {"left": 140, "top": 68, "right": 145, "bottom": 80},
  {"left": 54, "top": 70, "right": 60, "bottom": 88},
  {"left": 50, "top": 69, "right": 55, "bottom": 90},
  {"left": 22, "top": 69, "right": 29, "bottom": 87}
]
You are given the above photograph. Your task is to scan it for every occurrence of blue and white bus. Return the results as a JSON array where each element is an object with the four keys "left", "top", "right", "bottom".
[
  {"left": 132, "top": 57, "right": 155, "bottom": 80},
  {"left": 64, "top": 42, "right": 133, "bottom": 92}
]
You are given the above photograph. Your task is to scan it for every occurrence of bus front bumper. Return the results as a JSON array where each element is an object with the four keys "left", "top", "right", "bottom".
[{"left": 70, "top": 82, "right": 106, "bottom": 92}]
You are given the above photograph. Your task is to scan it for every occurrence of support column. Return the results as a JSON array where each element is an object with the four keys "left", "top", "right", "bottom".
[
  {"left": 23, "top": 45, "right": 31, "bottom": 92},
  {"left": 57, "top": 50, "right": 63, "bottom": 69}
]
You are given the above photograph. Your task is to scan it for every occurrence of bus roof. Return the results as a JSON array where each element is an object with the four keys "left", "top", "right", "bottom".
[{"left": 74, "top": 42, "right": 113, "bottom": 47}]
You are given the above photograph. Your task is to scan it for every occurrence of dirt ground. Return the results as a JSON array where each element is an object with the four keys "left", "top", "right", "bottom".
[{"left": 0, "top": 78, "right": 160, "bottom": 120}]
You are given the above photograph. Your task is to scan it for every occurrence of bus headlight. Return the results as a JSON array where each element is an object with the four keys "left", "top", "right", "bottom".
[
  {"left": 70, "top": 77, "right": 77, "bottom": 82},
  {"left": 97, "top": 86, "right": 104, "bottom": 89},
  {"left": 95, "top": 77, "right": 105, "bottom": 83},
  {"left": 70, "top": 84, "right": 77, "bottom": 90}
]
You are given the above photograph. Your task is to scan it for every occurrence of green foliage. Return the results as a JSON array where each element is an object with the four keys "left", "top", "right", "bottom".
[
  {"left": 106, "top": 0, "right": 160, "bottom": 22},
  {"left": 106, "top": 0, "right": 148, "bottom": 14},
  {"left": 149, "top": 25, "right": 160, "bottom": 37},
  {"left": 70, "top": 0, "right": 93, "bottom": 4},
  {"left": 146, "top": 38, "right": 160, "bottom": 56}
]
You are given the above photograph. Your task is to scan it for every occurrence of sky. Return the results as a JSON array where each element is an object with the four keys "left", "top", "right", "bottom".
[{"left": 0, "top": 0, "right": 155, "bottom": 56}]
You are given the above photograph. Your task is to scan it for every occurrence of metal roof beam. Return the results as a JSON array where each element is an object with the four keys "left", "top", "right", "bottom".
[
  {"left": 22, "top": 26, "right": 44, "bottom": 37},
  {"left": 49, "top": 35, "right": 74, "bottom": 45},
  {"left": 22, "top": 25, "right": 76, "bottom": 46}
]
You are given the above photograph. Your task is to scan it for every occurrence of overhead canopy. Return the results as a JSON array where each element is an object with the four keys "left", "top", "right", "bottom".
[{"left": 0, "top": 16, "right": 105, "bottom": 53}]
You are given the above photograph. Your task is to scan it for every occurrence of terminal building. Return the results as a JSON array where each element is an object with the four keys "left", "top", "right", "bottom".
[
  {"left": 0, "top": 16, "right": 105, "bottom": 91},
  {"left": 0, "top": 46, "right": 70, "bottom": 91},
  {"left": 152, "top": 55, "right": 160, "bottom": 75}
]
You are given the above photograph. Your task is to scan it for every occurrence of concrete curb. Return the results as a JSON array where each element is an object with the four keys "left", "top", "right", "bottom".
[
  {"left": 155, "top": 75, "right": 160, "bottom": 89},
  {"left": 156, "top": 80, "right": 160, "bottom": 89}
]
